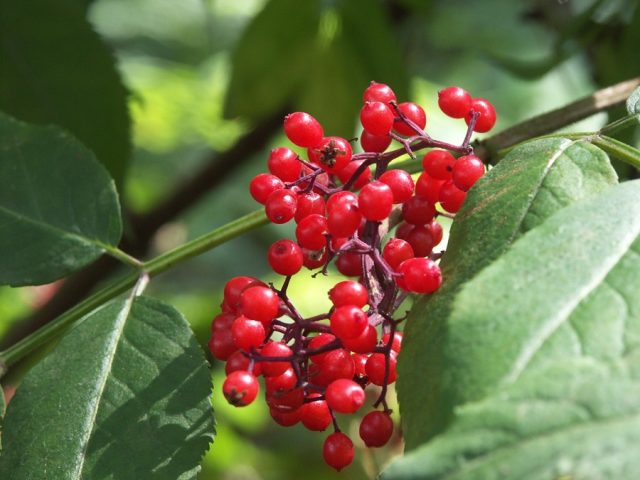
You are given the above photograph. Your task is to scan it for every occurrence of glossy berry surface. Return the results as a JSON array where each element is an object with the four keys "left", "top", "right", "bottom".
[
  {"left": 308, "top": 136, "right": 352, "bottom": 174},
  {"left": 268, "top": 239, "right": 303, "bottom": 276},
  {"left": 438, "top": 86, "right": 472, "bottom": 118},
  {"left": 453, "top": 154, "right": 485, "bottom": 191},
  {"left": 325, "top": 379, "right": 365, "bottom": 413},
  {"left": 268, "top": 147, "right": 301, "bottom": 182},
  {"left": 359, "top": 411, "right": 394, "bottom": 447},
  {"left": 363, "top": 81, "right": 396, "bottom": 104},
  {"left": 360, "top": 101, "right": 394, "bottom": 136},
  {"left": 223, "top": 371, "right": 259, "bottom": 407},
  {"left": 393, "top": 102, "right": 427, "bottom": 136},
  {"left": 323, "top": 432, "right": 354, "bottom": 471},
  {"left": 465, "top": 98, "right": 497, "bottom": 133},
  {"left": 284, "top": 112, "right": 324, "bottom": 147}
]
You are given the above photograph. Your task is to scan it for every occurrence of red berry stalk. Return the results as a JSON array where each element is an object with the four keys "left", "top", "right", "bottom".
[{"left": 211, "top": 81, "right": 496, "bottom": 471}]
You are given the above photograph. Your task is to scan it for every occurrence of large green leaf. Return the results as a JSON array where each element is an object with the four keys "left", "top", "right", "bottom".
[
  {"left": 0, "top": 295, "right": 214, "bottom": 479},
  {"left": 0, "top": 0, "right": 131, "bottom": 185},
  {"left": 384, "top": 180, "right": 640, "bottom": 479},
  {"left": 0, "top": 113, "right": 122, "bottom": 286},
  {"left": 398, "top": 137, "right": 618, "bottom": 449}
]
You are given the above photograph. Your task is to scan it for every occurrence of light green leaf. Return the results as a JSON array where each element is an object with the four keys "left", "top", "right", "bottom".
[
  {"left": 0, "top": 0, "right": 131, "bottom": 185},
  {"left": 0, "top": 113, "right": 122, "bottom": 286},
  {"left": 626, "top": 86, "right": 640, "bottom": 117},
  {"left": 0, "top": 295, "right": 214, "bottom": 479},
  {"left": 384, "top": 180, "right": 640, "bottom": 479},
  {"left": 398, "top": 138, "right": 618, "bottom": 449}
]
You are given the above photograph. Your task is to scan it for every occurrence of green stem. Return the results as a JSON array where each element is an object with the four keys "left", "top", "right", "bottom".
[
  {"left": 102, "top": 245, "right": 145, "bottom": 269},
  {"left": 598, "top": 114, "right": 640, "bottom": 137},
  {"left": 0, "top": 209, "right": 268, "bottom": 370},
  {"left": 591, "top": 135, "right": 640, "bottom": 170}
]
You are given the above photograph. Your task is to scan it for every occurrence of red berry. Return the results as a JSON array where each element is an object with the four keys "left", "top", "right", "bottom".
[
  {"left": 393, "top": 102, "right": 427, "bottom": 136},
  {"left": 302, "top": 247, "right": 328, "bottom": 270},
  {"left": 359, "top": 411, "right": 394, "bottom": 447},
  {"left": 208, "top": 330, "right": 237, "bottom": 361},
  {"left": 211, "top": 312, "right": 235, "bottom": 333},
  {"left": 270, "top": 407, "right": 301, "bottom": 427},
  {"left": 325, "top": 378, "right": 365, "bottom": 414},
  {"left": 360, "top": 130, "right": 392, "bottom": 153},
  {"left": 327, "top": 191, "right": 357, "bottom": 213},
  {"left": 337, "top": 159, "right": 372, "bottom": 189},
  {"left": 379, "top": 169, "right": 415, "bottom": 203},
  {"left": 323, "top": 432, "right": 354, "bottom": 471},
  {"left": 358, "top": 181, "right": 394, "bottom": 221},
  {"left": 225, "top": 350, "right": 261, "bottom": 376},
  {"left": 310, "top": 349, "right": 354, "bottom": 386},
  {"left": 383, "top": 238, "right": 415, "bottom": 269},
  {"left": 330, "top": 305, "right": 368, "bottom": 340},
  {"left": 223, "top": 371, "right": 259, "bottom": 407},
  {"left": 307, "top": 136, "right": 352, "bottom": 174},
  {"left": 231, "top": 315, "right": 266, "bottom": 351},
  {"left": 402, "top": 195, "right": 436, "bottom": 225},
  {"left": 249, "top": 173, "right": 284, "bottom": 204},
  {"left": 284, "top": 112, "right": 324, "bottom": 147},
  {"left": 239, "top": 286, "right": 279, "bottom": 325},
  {"left": 224, "top": 276, "right": 264, "bottom": 309},
  {"left": 268, "top": 147, "right": 302, "bottom": 182},
  {"left": 295, "top": 213, "right": 328, "bottom": 250},
  {"left": 438, "top": 86, "right": 472, "bottom": 118},
  {"left": 381, "top": 331, "right": 403, "bottom": 353},
  {"left": 465, "top": 98, "right": 496, "bottom": 133},
  {"left": 268, "top": 239, "right": 303, "bottom": 276},
  {"left": 439, "top": 180, "right": 467, "bottom": 213},
  {"left": 395, "top": 221, "right": 415, "bottom": 241},
  {"left": 260, "top": 342, "right": 293, "bottom": 377},
  {"left": 300, "top": 394, "right": 332, "bottom": 431},
  {"left": 328, "top": 280, "right": 368, "bottom": 308},
  {"left": 363, "top": 81, "right": 396, "bottom": 104},
  {"left": 265, "top": 368, "right": 297, "bottom": 394},
  {"left": 365, "top": 351, "right": 397, "bottom": 386},
  {"left": 308, "top": 333, "right": 338, "bottom": 364},
  {"left": 452, "top": 155, "right": 485, "bottom": 191},
  {"left": 265, "top": 188, "right": 297, "bottom": 224},
  {"left": 397, "top": 257, "right": 442, "bottom": 293},
  {"left": 341, "top": 324, "right": 378, "bottom": 354},
  {"left": 267, "top": 387, "right": 305, "bottom": 413},
  {"left": 406, "top": 224, "right": 435, "bottom": 257},
  {"left": 327, "top": 201, "right": 362, "bottom": 238},
  {"left": 295, "top": 191, "right": 326, "bottom": 223},
  {"left": 360, "top": 101, "right": 394, "bottom": 136},
  {"left": 336, "top": 252, "right": 363, "bottom": 277},
  {"left": 415, "top": 173, "right": 445, "bottom": 204},
  {"left": 428, "top": 219, "right": 444, "bottom": 246},
  {"left": 422, "top": 149, "right": 456, "bottom": 180}
]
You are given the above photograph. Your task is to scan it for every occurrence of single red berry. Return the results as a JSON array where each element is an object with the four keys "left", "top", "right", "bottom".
[
  {"left": 295, "top": 191, "right": 326, "bottom": 223},
  {"left": 379, "top": 169, "right": 415, "bottom": 204},
  {"left": 295, "top": 213, "right": 328, "bottom": 250},
  {"left": 465, "top": 98, "right": 497, "bottom": 133},
  {"left": 439, "top": 180, "right": 467, "bottom": 213},
  {"left": 327, "top": 202, "right": 362, "bottom": 238},
  {"left": 268, "top": 147, "right": 302, "bottom": 182},
  {"left": 302, "top": 247, "right": 328, "bottom": 270},
  {"left": 265, "top": 368, "right": 298, "bottom": 394},
  {"left": 325, "top": 378, "right": 365, "bottom": 413},
  {"left": 225, "top": 350, "right": 261, "bottom": 376},
  {"left": 231, "top": 315, "right": 266, "bottom": 351},
  {"left": 352, "top": 353, "right": 368, "bottom": 379},
  {"left": 260, "top": 342, "right": 293, "bottom": 377},
  {"left": 395, "top": 221, "right": 415, "bottom": 241},
  {"left": 422, "top": 149, "right": 456, "bottom": 180},
  {"left": 284, "top": 112, "right": 324, "bottom": 147},
  {"left": 328, "top": 280, "right": 368, "bottom": 308},
  {"left": 300, "top": 393, "right": 332, "bottom": 431},
  {"left": 308, "top": 333, "right": 338, "bottom": 364},
  {"left": 336, "top": 252, "right": 363, "bottom": 277},
  {"left": 223, "top": 370, "right": 259, "bottom": 407},
  {"left": 360, "top": 130, "right": 392, "bottom": 153},
  {"left": 327, "top": 191, "right": 357, "bottom": 213},
  {"left": 238, "top": 286, "right": 280, "bottom": 325},
  {"left": 363, "top": 81, "right": 396, "bottom": 104},
  {"left": 249, "top": 173, "right": 284, "bottom": 204},
  {"left": 211, "top": 312, "right": 235, "bottom": 333},
  {"left": 270, "top": 406, "right": 301, "bottom": 427},
  {"left": 365, "top": 351, "right": 398, "bottom": 386},
  {"left": 393, "top": 102, "right": 427, "bottom": 136},
  {"left": 208, "top": 330, "right": 237, "bottom": 361},
  {"left": 310, "top": 349, "right": 354, "bottom": 387},
  {"left": 358, "top": 181, "right": 394, "bottom": 221},
  {"left": 438, "top": 86, "right": 472, "bottom": 118},
  {"left": 406, "top": 224, "right": 435, "bottom": 257},
  {"left": 428, "top": 219, "right": 443, "bottom": 246},
  {"left": 402, "top": 195, "right": 436, "bottom": 225},
  {"left": 360, "top": 411, "right": 394, "bottom": 447},
  {"left": 341, "top": 325, "right": 378, "bottom": 354},
  {"left": 383, "top": 238, "right": 415, "bottom": 269},
  {"left": 452, "top": 154, "right": 485, "bottom": 191},
  {"left": 223, "top": 276, "right": 263, "bottom": 309},
  {"left": 337, "top": 159, "right": 372, "bottom": 190},
  {"left": 397, "top": 257, "right": 442, "bottom": 293},
  {"left": 323, "top": 432, "right": 354, "bottom": 471},
  {"left": 360, "top": 101, "right": 394, "bottom": 136},
  {"left": 267, "top": 387, "right": 305, "bottom": 413},
  {"left": 307, "top": 136, "right": 352, "bottom": 174},
  {"left": 381, "top": 331, "right": 403, "bottom": 353},
  {"left": 330, "top": 305, "right": 368, "bottom": 340},
  {"left": 415, "top": 173, "right": 445, "bottom": 204},
  {"left": 265, "top": 188, "right": 297, "bottom": 224},
  {"left": 268, "top": 239, "right": 303, "bottom": 276}
]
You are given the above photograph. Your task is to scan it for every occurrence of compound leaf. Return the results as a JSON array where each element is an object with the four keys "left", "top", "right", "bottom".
[
  {"left": 0, "top": 296, "right": 214, "bottom": 479},
  {"left": 0, "top": 113, "right": 122, "bottom": 286}
]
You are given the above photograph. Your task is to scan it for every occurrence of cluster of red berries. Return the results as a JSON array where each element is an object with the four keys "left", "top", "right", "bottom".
[{"left": 209, "top": 82, "right": 495, "bottom": 471}]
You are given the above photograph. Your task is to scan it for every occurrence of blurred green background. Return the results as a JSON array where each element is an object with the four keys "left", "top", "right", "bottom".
[{"left": 1, "top": 0, "right": 638, "bottom": 478}]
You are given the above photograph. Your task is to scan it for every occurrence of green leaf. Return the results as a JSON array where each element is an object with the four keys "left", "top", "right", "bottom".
[
  {"left": 384, "top": 180, "right": 640, "bottom": 479},
  {"left": 0, "top": 387, "right": 5, "bottom": 451},
  {"left": 626, "top": 86, "right": 640, "bottom": 116},
  {"left": 0, "top": 295, "right": 214, "bottom": 479},
  {"left": 224, "top": 0, "right": 322, "bottom": 121},
  {"left": 398, "top": 137, "right": 618, "bottom": 449},
  {"left": 0, "top": 0, "right": 131, "bottom": 186},
  {"left": 0, "top": 113, "right": 122, "bottom": 287}
]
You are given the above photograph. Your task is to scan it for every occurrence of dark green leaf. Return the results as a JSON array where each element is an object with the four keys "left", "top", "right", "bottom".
[
  {"left": 0, "top": 113, "right": 122, "bottom": 286},
  {"left": 0, "top": 0, "right": 131, "bottom": 185},
  {"left": 385, "top": 180, "right": 640, "bottom": 479},
  {"left": 626, "top": 86, "right": 640, "bottom": 117},
  {"left": 224, "top": 0, "right": 322, "bottom": 121},
  {"left": 0, "top": 295, "right": 214, "bottom": 479},
  {"left": 398, "top": 138, "right": 618, "bottom": 449}
]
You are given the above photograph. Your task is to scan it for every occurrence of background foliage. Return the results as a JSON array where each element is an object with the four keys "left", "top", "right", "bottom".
[{"left": 1, "top": 0, "right": 639, "bottom": 478}]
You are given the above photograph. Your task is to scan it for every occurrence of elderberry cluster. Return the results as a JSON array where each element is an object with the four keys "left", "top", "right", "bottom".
[{"left": 209, "top": 82, "right": 495, "bottom": 471}]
